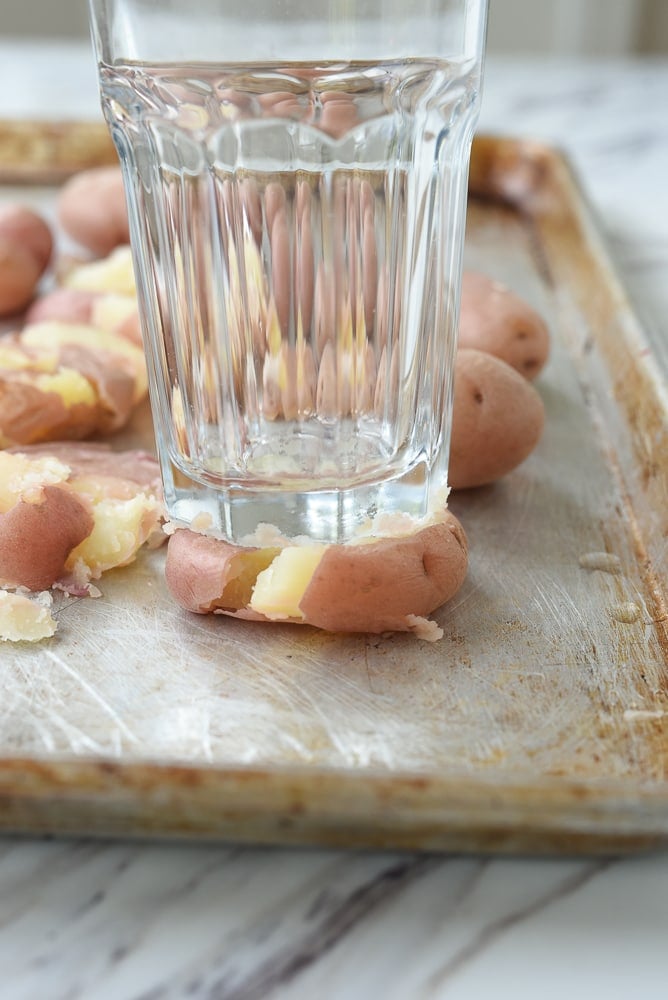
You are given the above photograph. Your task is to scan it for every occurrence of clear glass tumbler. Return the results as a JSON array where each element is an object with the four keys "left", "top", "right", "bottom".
[{"left": 88, "top": 0, "right": 488, "bottom": 543}]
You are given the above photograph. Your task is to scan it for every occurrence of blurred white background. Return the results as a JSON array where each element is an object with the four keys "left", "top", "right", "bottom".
[{"left": 0, "top": 0, "right": 667, "bottom": 53}]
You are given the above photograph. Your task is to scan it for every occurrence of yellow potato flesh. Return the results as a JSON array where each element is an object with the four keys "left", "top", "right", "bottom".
[
  {"left": 66, "top": 494, "right": 159, "bottom": 577},
  {"left": 249, "top": 544, "right": 326, "bottom": 620},
  {"left": 64, "top": 246, "right": 136, "bottom": 296},
  {"left": 91, "top": 294, "right": 137, "bottom": 331},
  {"left": 0, "top": 452, "right": 70, "bottom": 513},
  {"left": 21, "top": 321, "right": 147, "bottom": 400},
  {"left": 34, "top": 369, "right": 97, "bottom": 408},
  {"left": 0, "top": 591, "right": 57, "bottom": 642}
]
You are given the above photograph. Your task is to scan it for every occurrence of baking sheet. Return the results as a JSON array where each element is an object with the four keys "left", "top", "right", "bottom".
[{"left": 0, "top": 127, "right": 666, "bottom": 853}]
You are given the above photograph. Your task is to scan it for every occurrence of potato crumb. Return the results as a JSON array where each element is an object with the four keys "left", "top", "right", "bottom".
[
  {"left": 405, "top": 615, "right": 444, "bottom": 642},
  {"left": 240, "top": 522, "right": 293, "bottom": 549},
  {"left": 0, "top": 590, "right": 57, "bottom": 642},
  {"left": 190, "top": 511, "right": 214, "bottom": 533}
]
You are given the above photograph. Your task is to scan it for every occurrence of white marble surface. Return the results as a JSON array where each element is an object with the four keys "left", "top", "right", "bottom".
[{"left": 1, "top": 41, "right": 667, "bottom": 1000}]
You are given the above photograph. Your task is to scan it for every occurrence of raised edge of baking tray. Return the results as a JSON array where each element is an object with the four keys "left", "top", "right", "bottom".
[{"left": 0, "top": 126, "right": 666, "bottom": 854}]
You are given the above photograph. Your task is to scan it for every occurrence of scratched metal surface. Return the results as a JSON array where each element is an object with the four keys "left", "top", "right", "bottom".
[{"left": 0, "top": 129, "right": 666, "bottom": 851}]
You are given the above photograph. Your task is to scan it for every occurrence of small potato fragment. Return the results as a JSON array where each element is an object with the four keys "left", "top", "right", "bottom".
[
  {"left": 0, "top": 591, "right": 57, "bottom": 643},
  {"left": 449, "top": 348, "right": 545, "bottom": 489},
  {"left": 459, "top": 271, "right": 550, "bottom": 380},
  {"left": 57, "top": 166, "right": 130, "bottom": 256},
  {"left": 165, "top": 510, "right": 468, "bottom": 636}
]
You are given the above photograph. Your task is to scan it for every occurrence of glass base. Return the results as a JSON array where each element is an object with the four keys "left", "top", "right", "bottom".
[{"left": 161, "top": 456, "right": 445, "bottom": 545}]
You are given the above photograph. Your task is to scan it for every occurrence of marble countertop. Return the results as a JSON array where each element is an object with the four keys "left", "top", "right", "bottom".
[{"left": 1, "top": 41, "right": 667, "bottom": 1000}]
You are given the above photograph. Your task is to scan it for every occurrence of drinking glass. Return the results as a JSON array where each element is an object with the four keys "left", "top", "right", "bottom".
[{"left": 88, "top": 0, "right": 489, "bottom": 543}]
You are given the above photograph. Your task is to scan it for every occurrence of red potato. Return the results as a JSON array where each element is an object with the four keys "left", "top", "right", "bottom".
[
  {"left": 165, "top": 510, "right": 468, "bottom": 637},
  {"left": 0, "top": 239, "right": 42, "bottom": 317},
  {"left": 449, "top": 348, "right": 545, "bottom": 490},
  {"left": 459, "top": 271, "right": 550, "bottom": 380},
  {"left": 57, "top": 166, "right": 130, "bottom": 256},
  {"left": 0, "top": 205, "right": 53, "bottom": 275}
]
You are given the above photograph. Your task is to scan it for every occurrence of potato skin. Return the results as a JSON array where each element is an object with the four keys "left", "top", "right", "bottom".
[
  {"left": 449, "top": 348, "right": 545, "bottom": 489},
  {"left": 57, "top": 166, "right": 129, "bottom": 256},
  {"left": 0, "top": 205, "right": 53, "bottom": 275},
  {"left": 0, "top": 239, "right": 42, "bottom": 316},
  {"left": 298, "top": 513, "right": 468, "bottom": 633},
  {"left": 166, "top": 512, "right": 468, "bottom": 635},
  {"left": 165, "top": 531, "right": 252, "bottom": 614},
  {"left": 0, "top": 375, "right": 97, "bottom": 446},
  {"left": 0, "top": 485, "right": 94, "bottom": 591},
  {"left": 459, "top": 271, "right": 550, "bottom": 380},
  {"left": 26, "top": 288, "right": 98, "bottom": 325}
]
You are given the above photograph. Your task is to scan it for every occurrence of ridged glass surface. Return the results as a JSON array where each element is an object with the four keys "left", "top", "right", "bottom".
[{"left": 101, "top": 60, "right": 479, "bottom": 541}]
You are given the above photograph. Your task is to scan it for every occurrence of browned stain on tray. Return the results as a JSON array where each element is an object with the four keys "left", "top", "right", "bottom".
[
  {"left": 0, "top": 123, "right": 666, "bottom": 853},
  {"left": 1, "top": 757, "right": 667, "bottom": 854}
]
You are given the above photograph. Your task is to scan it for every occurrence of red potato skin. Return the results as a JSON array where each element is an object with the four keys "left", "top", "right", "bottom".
[
  {"left": 26, "top": 288, "right": 98, "bottom": 326},
  {"left": 166, "top": 512, "right": 468, "bottom": 634},
  {"left": 298, "top": 514, "right": 468, "bottom": 633},
  {"left": 165, "top": 530, "right": 255, "bottom": 614},
  {"left": 57, "top": 166, "right": 130, "bottom": 256},
  {"left": 0, "top": 240, "right": 42, "bottom": 316},
  {"left": 0, "top": 376, "right": 94, "bottom": 446},
  {"left": 459, "top": 271, "right": 550, "bottom": 380},
  {"left": 58, "top": 344, "right": 136, "bottom": 432},
  {"left": 114, "top": 308, "right": 143, "bottom": 346},
  {"left": 449, "top": 349, "right": 545, "bottom": 490},
  {"left": 0, "top": 485, "right": 94, "bottom": 590},
  {"left": 0, "top": 205, "right": 53, "bottom": 274}
]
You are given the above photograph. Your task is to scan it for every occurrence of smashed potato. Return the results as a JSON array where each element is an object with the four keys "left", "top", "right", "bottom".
[
  {"left": 0, "top": 445, "right": 163, "bottom": 596},
  {"left": 0, "top": 320, "right": 146, "bottom": 447},
  {"left": 165, "top": 509, "right": 468, "bottom": 638}
]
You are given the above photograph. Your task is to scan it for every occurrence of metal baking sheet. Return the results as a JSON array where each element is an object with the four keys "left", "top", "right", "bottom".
[{"left": 1, "top": 126, "right": 666, "bottom": 854}]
